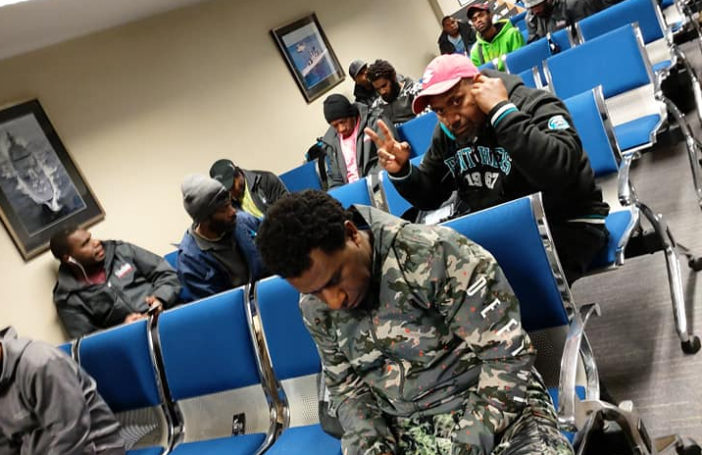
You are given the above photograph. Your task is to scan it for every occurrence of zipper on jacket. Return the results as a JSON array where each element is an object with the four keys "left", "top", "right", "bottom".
[{"left": 368, "top": 320, "right": 406, "bottom": 399}]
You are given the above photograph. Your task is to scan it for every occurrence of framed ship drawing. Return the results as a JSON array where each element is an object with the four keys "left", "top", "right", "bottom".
[
  {"left": 271, "top": 13, "right": 346, "bottom": 103},
  {"left": 0, "top": 99, "right": 104, "bottom": 260}
]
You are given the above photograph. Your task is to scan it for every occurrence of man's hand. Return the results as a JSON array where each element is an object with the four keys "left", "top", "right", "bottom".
[
  {"left": 471, "top": 73, "right": 509, "bottom": 114},
  {"left": 364, "top": 120, "right": 411, "bottom": 175},
  {"left": 144, "top": 296, "right": 164, "bottom": 315},
  {"left": 124, "top": 313, "right": 146, "bottom": 324}
]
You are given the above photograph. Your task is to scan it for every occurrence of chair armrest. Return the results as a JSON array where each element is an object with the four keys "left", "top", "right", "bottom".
[
  {"left": 618, "top": 155, "right": 634, "bottom": 206},
  {"left": 558, "top": 303, "right": 601, "bottom": 431}
]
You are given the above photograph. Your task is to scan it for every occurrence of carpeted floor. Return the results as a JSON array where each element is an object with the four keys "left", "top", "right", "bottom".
[{"left": 570, "top": 40, "right": 702, "bottom": 440}]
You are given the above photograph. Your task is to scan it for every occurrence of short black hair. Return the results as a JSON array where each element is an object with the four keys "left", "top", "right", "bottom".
[
  {"left": 256, "top": 190, "right": 351, "bottom": 278},
  {"left": 366, "top": 59, "right": 396, "bottom": 83},
  {"left": 49, "top": 225, "right": 80, "bottom": 259},
  {"left": 441, "top": 15, "right": 454, "bottom": 25}
]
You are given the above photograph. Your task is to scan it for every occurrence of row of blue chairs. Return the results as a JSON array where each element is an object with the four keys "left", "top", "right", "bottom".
[{"left": 59, "top": 186, "right": 666, "bottom": 454}]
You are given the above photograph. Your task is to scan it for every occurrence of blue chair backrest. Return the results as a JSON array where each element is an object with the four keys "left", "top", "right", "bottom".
[
  {"left": 255, "top": 276, "right": 320, "bottom": 380},
  {"left": 563, "top": 88, "right": 619, "bottom": 178},
  {"left": 379, "top": 170, "right": 413, "bottom": 218},
  {"left": 442, "top": 195, "right": 569, "bottom": 331},
  {"left": 79, "top": 320, "right": 162, "bottom": 413},
  {"left": 279, "top": 161, "right": 322, "bottom": 193},
  {"left": 327, "top": 177, "right": 373, "bottom": 208},
  {"left": 57, "top": 341, "right": 72, "bottom": 357},
  {"left": 157, "top": 287, "right": 261, "bottom": 401},
  {"left": 504, "top": 36, "right": 551, "bottom": 77},
  {"left": 518, "top": 67, "right": 539, "bottom": 88},
  {"left": 396, "top": 111, "right": 438, "bottom": 158},
  {"left": 164, "top": 250, "right": 177, "bottom": 268},
  {"left": 510, "top": 10, "right": 528, "bottom": 30},
  {"left": 550, "top": 27, "right": 575, "bottom": 52},
  {"left": 577, "top": 0, "right": 665, "bottom": 44},
  {"left": 478, "top": 60, "right": 496, "bottom": 71},
  {"left": 163, "top": 250, "right": 194, "bottom": 303},
  {"left": 545, "top": 24, "right": 651, "bottom": 100}
]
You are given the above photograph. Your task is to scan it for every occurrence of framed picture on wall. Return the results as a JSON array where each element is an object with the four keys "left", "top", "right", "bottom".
[
  {"left": 0, "top": 99, "right": 104, "bottom": 260},
  {"left": 271, "top": 13, "right": 345, "bottom": 103}
]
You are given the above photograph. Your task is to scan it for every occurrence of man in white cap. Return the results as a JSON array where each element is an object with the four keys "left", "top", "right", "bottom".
[
  {"left": 177, "top": 174, "right": 267, "bottom": 300},
  {"left": 366, "top": 53, "right": 609, "bottom": 284},
  {"left": 524, "top": 0, "right": 604, "bottom": 43}
]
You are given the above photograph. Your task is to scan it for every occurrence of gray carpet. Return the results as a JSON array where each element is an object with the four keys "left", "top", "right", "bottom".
[{"left": 570, "top": 40, "right": 702, "bottom": 440}]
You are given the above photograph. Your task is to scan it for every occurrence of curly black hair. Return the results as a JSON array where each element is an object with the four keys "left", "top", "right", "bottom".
[
  {"left": 49, "top": 225, "right": 80, "bottom": 259},
  {"left": 256, "top": 190, "right": 351, "bottom": 278},
  {"left": 366, "top": 59, "right": 397, "bottom": 83}
]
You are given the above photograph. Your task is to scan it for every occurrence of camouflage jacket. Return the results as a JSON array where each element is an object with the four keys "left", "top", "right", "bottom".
[{"left": 300, "top": 206, "right": 537, "bottom": 455}]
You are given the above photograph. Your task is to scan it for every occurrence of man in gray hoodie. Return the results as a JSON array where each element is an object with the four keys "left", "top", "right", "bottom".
[{"left": 0, "top": 326, "right": 125, "bottom": 454}]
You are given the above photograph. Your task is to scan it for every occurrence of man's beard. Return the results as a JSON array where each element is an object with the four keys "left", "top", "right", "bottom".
[{"left": 381, "top": 80, "right": 401, "bottom": 103}]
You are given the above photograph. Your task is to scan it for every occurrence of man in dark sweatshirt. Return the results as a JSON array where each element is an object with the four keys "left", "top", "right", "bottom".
[
  {"left": 367, "top": 53, "right": 609, "bottom": 284},
  {"left": 51, "top": 227, "right": 181, "bottom": 338},
  {"left": 0, "top": 326, "right": 125, "bottom": 454}
]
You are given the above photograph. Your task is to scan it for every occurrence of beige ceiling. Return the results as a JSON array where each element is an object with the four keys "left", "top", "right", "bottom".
[{"left": 0, "top": 0, "right": 212, "bottom": 62}]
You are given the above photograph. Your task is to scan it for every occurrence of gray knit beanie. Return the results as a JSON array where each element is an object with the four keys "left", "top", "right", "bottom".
[{"left": 181, "top": 174, "right": 230, "bottom": 223}]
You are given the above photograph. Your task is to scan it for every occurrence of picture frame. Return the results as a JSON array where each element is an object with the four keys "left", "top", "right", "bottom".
[
  {"left": 0, "top": 99, "right": 104, "bottom": 260},
  {"left": 271, "top": 13, "right": 346, "bottom": 103}
]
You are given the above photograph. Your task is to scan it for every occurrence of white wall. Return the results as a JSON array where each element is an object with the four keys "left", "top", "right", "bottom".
[{"left": 0, "top": 0, "right": 441, "bottom": 343}]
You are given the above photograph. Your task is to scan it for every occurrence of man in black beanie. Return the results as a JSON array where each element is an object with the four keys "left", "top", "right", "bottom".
[{"left": 320, "top": 93, "right": 397, "bottom": 188}]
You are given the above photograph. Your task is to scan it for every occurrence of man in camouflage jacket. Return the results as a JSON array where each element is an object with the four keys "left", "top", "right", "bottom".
[{"left": 256, "top": 190, "right": 572, "bottom": 455}]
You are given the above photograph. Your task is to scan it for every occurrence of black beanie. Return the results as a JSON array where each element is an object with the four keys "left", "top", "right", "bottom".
[{"left": 323, "top": 94, "right": 359, "bottom": 123}]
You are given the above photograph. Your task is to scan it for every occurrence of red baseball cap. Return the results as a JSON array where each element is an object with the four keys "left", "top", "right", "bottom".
[
  {"left": 466, "top": 1, "right": 490, "bottom": 17},
  {"left": 412, "top": 54, "right": 480, "bottom": 114}
]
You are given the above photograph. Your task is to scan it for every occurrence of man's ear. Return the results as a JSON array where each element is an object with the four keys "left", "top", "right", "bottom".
[
  {"left": 60, "top": 253, "right": 70, "bottom": 264},
  {"left": 344, "top": 220, "right": 360, "bottom": 245}
]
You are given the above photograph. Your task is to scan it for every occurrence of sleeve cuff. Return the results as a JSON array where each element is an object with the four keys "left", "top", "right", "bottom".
[
  {"left": 388, "top": 164, "right": 412, "bottom": 182},
  {"left": 489, "top": 102, "right": 518, "bottom": 129}
]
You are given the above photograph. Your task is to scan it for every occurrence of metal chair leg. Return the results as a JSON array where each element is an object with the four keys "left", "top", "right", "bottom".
[
  {"left": 659, "top": 95, "right": 702, "bottom": 209},
  {"left": 637, "top": 201, "right": 701, "bottom": 354}
]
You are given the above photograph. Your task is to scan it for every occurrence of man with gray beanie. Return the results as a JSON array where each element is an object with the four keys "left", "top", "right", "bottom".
[
  {"left": 320, "top": 93, "right": 397, "bottom": 188},
  {"left": 176, "top": 174, "right": 267, "bottom": 300}
]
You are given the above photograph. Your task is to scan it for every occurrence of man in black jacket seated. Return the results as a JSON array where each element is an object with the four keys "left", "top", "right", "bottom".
[
  {"left": 210, "top": 159, "right": 288, "bottom": 218},
  {"left": 366, "top": 53, "right": 609, "bottom": 284},
  {"left": 438, "top": 15, "right": 477, "bottom": 55},
  {"left": 50, "top": 227, "right": 181, "bottom": 338},
  {"left": 320, "top": 94, "right": 397, "bottom": 189}
]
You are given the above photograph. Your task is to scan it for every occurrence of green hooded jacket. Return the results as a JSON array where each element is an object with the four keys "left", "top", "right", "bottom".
[{"left": 470, "top": 19, "right": 525, "bottom": 71}]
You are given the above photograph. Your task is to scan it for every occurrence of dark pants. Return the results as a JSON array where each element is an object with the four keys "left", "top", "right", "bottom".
[{"left": 550, "top": 222, "right": 609, "bottom": 285}]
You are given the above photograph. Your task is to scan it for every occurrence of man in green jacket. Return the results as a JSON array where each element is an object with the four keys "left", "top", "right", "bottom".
[
  {"left": 468, "top": 2, "right": 525, "bottom": 70},
  {"left": 256, "top": 190, "right": 573, "bottom": 455}
]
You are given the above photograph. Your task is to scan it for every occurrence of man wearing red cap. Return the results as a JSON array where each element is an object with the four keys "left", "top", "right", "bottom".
[
  {"left": 366, "top": 54, "right": 609, "bottom": 284},
  {"left": 467, "top": 2, "right": 525, "bottom": 70}
]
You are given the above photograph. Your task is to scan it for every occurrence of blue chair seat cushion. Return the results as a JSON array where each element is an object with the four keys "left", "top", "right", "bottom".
[
  {"left": 548, "top": 386, "right": 587, "bottom": 444},
  {"left": 590, "top": 210, "right": 634, "bottom": 269},
  {"left": 127, "top": 448, "right": 163, "bottom": 455},
  {"left": 613, "top": 115, "right": 660, "bottom": 151},
  {"left": 170, "top": 433, "right": 265, "bottom": 455},
  {"left": 652, "top": 60, "right": 673, "bottom": 73},
  {"left": 265, "top": 424, "right": 342, "bottom": 455}
]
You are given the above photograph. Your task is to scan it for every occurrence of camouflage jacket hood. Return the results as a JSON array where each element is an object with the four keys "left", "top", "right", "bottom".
[{"left": 301, "top": 206, "right": 537, "bottom": 455}]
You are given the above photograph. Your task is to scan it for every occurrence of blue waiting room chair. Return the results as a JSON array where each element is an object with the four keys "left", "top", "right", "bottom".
[
  {"left": 252, "top": 276, "right": 342, "bottom": 455},
  {"left": 327, "top": 177, "right": 374, "bottom": 208},
  {"left": 279, "top": 161, "right": 323, "bottom": 193},
  {"left": 442, "top": 194, "right": 658, "bottom": 452},
  {"left": 543, "top": 24, "right": 702, "bottom": 210},
  {"left": 154, "top": 286, "right": 276, "bottom": 454},
  {"left": 396, "top": 111, "right": 438, "bottom": 159},
  {"left": 563, "top": 86, "right": 700, "bottom": 354},
  {"left": 79, "top": 319, "right": 173, "bottom": 455}
]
